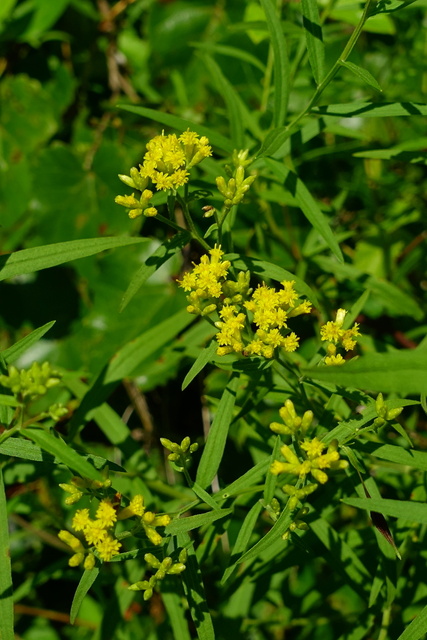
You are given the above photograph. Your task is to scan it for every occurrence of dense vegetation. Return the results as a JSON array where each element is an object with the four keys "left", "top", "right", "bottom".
[{"left": 0, "top": 0, "right": 426, "bottom": 639}]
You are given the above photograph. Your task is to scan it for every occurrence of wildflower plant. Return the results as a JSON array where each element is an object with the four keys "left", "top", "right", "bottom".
[{"left": 1, "top": 1, "right": 426, "bottom": 639}]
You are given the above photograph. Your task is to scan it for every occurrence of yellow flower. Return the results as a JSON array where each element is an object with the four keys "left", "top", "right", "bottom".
[
  {"left": 72, "top": 508, "right": 91, "bottom": 532},
  {"left": 95, "top": 500, "right": 117, "bottom": 529},
  {"left": 83, "top": 520, "right": 108, "bottom": 545},
  {"left": 95, "top": 535, "right": 122, "bottom": 561}
]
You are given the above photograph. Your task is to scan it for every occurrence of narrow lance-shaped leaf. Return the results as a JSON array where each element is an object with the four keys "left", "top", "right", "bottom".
[
  {"left": 196, "top": 375, "right": 240, "bottom": 489},
  {"left": 221, "top": 502, "right": 263, "bottom": 584},
  {"left": 177, "top": 533, "right": 215, "bottom": 640},
  {"left": 165, "top": 508, "right": 233, "bottom": 535},
  {"left": 70, "top": 568, "right": 100, "bottom": 624},
  {"left": 0, "top": 237, "right": 150, "bottom": 281},
  {"left": 182, "top": 340, "right": 217, "bottom": 391},
  {"left": 303, "top": 349, "right": 427, "bottom": 395},
  {"left": 25, "top": 426, "right": 102, "bottom": 480},
  {"left": 312, "top": 102, "right": 427, "bottom": 117},
  {"left": 264, "top": 159, "right": 343, "bottom": 262},
  {"left": 340, "top": 61, "right": 382, "bottom": 92},
  {"left": 1, "top": 321, "right": 55, "bottom": 364},
  {"left": 342, "top": 496, "right": 427, "bottom": 525},
  {"left": 0, "top": 468, "right": 14, "bottom": 640},
  {"left": 301, "top": 0, "right": 325, "bottom": 85},
  {"left": 260, "top": 0, "right": 290, "bottom": 127},
  {"left": 120, "top": 231, "right": 191, "bottom": 312},
  {"left": 396, "top": 602, "right": 427, "bottom": 640}
]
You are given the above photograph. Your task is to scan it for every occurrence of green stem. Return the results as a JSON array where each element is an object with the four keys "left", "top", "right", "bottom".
[
  {"left": 0, "top": 422, "right": 21, "bottom": 445},
  {"left": 377, "top": 605, "right": 392, "bottom": 640},
  {"left": 155, "top": 213, "right": 187, "bottom": 234},
  {"left": 274, "top": 0, "right": 377, "bottom": 141},
  {"left": 176, "top": 194, "right": 211, "bottom": 252}
]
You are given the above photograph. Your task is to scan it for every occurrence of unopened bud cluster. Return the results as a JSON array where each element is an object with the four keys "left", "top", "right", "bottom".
[
  {"left": 269, "top": 399, "right": 313, "bottom": 437},
  {"left": 129, "top": 549, "right": 187, "bottom": 600},
  {"left": 216, "top": 149, "right": 256, "bottom": 211},
  {"left": 320, "top": 308, "right": 361, "bottom": 365},
  {"left": 282, "top": 507, "right": 310, "bottom": 541},
  {"left": 0, "top": 362, "right": 62, "bottom": 400},
  {"left": 373, "top": 393, "right": 403, "bottom": 428},
  {"left": 160, "top": 436, "right": 198, "bottom": 472}
]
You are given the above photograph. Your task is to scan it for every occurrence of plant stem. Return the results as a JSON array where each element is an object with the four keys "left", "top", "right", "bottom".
[
  {"left": 176, "top": 194, "right": 211, "bottom": 252},
  {"left": 377, "top": 605, "right": 392, "bottom": 640},
  {"left": 273, "top": 0, "right": 377, "bottom": 142},
  {"left": 155, "top": 213, "right": 187, "bottom": 234}
]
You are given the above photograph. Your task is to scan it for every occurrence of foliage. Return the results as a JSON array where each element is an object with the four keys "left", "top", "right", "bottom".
[{"left": 1, "top": 0, "right": 427, "bottom": 639}]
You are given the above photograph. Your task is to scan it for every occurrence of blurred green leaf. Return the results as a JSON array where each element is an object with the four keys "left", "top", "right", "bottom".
[
  {"left": 1, "top": 321, "right": 55, "bottom": 364},
  {"left": 312, "top": 102, "right": 427, "bottom": 117},
  {"left": 342, "top": 496, "right": 427, "bottom": 524},
  {"left": 70, "top": 568, "right": 100, "bottom": 625},
  {"left": 301, "top": 0, "right": 325, "bottom": 85},
  {"left": 0, "top": 468, "right": 14, "bottom": 640}
]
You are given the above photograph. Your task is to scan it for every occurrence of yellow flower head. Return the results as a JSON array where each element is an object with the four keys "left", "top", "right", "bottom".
[
  {"left": 96, "top": 500, "right": 117, "bottom": 529},
  {"left": 95, "top": 535, "right": 122, "bottom": 561}
]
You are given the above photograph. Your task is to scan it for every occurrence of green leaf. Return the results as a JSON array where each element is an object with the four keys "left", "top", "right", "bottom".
[
  {"left": 24, "top": 426, "right": 102, "bottom": 480},
  {"left": 396, "top": 602, "right": 427, "bottom": 640},
  {"left": 182, "top": 340, "right": 217, "bottom": 391},
  {"left": 165, "top": 508, "right": 233, "bottom": 535},
  {"left": 191, "top": 42, "right": 266, "bottom": 73},
  {"left": 264, "top": 159, "right": 343, "bottom": 262},
  {"left": 0, "top": 436, "right": 124, "bottom": 471},
  {"left": 178, "top": 534, "right": 215, "bottom": 640},
  {"left": 191, "top": 482, "right": 222, "bottom": 511},
  {"left": 196, "top": 375, "right": 240, "bottom": 489},
  {"left": 303, "top": 349, "right": 427, "bottom": 395},
  {"left": 0, "top": 237, "right": 149, "bottom": 281},
  {"left": 0, "top": 395, "right": 20, "bottom": 407},
  {"left": 1, "top": 321, "right": 56, "bottom": 364},
  {"left": 312, "top": 102, "right": 427, "bottom": 117},
  {"left": 301, "top": 0, "right": 325, "bottom": 85},
  {"left": 354, "top": 139, "right": 427, "bottom": 165},
  {"left": 70, "top": 568, "right": 100, "bottom": 625},
  {"left": 226, "top": 254, "right": 320, "bottom": 307},
  {"left": 0, "top": 468, "right": 14, "bottom": 640},
  {"left": 342, "top": 496, "right": 427, "bottom": 525},
  {"left": 117, "top": 104, "right": 234, "bottom": 154},
  {"left": 340, "top": 61, "right": 382, "bottom": 92},
  {"left": 203, "top": 55, "right": 261, "bottom": 146},
  {"left": 230, "top": 503, "right": 292, "bottom": 569},
  {"left": 162, "top": 588, "right": 192, "bottom": 640},
  {"left": 215, "top": 458, "right": 270, "bottom": 501},
  {"left": 357, "top": 442, "right": 427, "bottom": 471},
  {"left": 120, "top": 231, "right": 191, "bottom": 312},
  {"left": 221, "top": 502, "right": 263, "bottom": 584},
  {"left": 104, "top": 308, "right": 193, "bottom": 384},
  {"left": 259, "top": 0, "right": 290, "bottom": 127},
  {"left": 373, "top": 0, "right": 421, "bottom": 14}
]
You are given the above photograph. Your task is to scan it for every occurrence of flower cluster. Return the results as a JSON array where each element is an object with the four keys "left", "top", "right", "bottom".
[
  {"left": 59, "top": 478, "right": 172, "bottom": 570},
  {"left": 129, "top": 550, "right": 187, "bottom": 600},
  {"left": 0, "top": 362, "right": 62, "bottom": 400},
  {"left": 373, "top": 393, "right": 404, "bottom": 429},
  {"left": 178, "top": 246, "right": 312, "bottom": 359},
  {"left": 59, "top": 499, "right": 121, "bottom": 566},
  {"left": 270, "top": 438, "right": 348, "bottom": 484},
  {"left": 282, "top": 507, "right": 310, "bottom": 541},
  {"left": 320, "top": 308, "right": 361, "bottom": 365},
  {"left": 269, "top": 400, "right": 314, "bottom": 437},
  {"left": 115, "top": 130, "right": 212, "bottom": 218},
  {"left": 216, "top": 149, "right": 256, "bottom": 211},
  {"left": 161, "top": 436, "right": 199, "bottom": 472}
]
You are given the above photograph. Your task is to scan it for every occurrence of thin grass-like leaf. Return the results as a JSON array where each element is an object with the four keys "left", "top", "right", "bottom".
[
  {"left": 264, "top": 159, "right": 343, "bottom": 262},
  {"left": 166, "top": 508, "right": 233, "bottom": 535},
  {"left": 162, "top": 588, "right": 192, "bottom": 640},
  {"left": 396, "top": 602, "right": 427, "bottom": 640},
  {"left": 120, "top": 231, "right": 191, "bottom": 312},
  {"left": 227, "top": 253, "right": 320, "bottom": 307},
  {"left": 303, "top": 349, "right": 427, "bottom": 395},
  {"left": 260, "top": 0, "right": 290, "bottom": 127},
  {"left": 221, "top": 502, "right": 263, "bottom": 584},
  {"left": 301, "top": 0, "right": 325, "bottom": 85},
  {"left": 312, "top": 102, "right": 427, "bottom": 117},
  {"left": 341, "top": 61, "right": 382, "bottom": 92},
  {"left": 0, "top": 468, "right": 14, "bottom": 640},
  {"left": 118, "top": 104, "right": 234, "bottom": 153},
  {"left": 196, "top": 375, "right": 240, "bottom": 490},
  {"left": 70, "top": 568, "right": 100, "bottom": 624},
  {"left": 182, "top": 340, "right": 217, "bottom": 391},
  {"left": 342, "top": 496, "right": 427, "bottom": 524},
  {"left": 25, "top": 426, "right": 102, "bottom": 480},
  {"left": 178, "top": 534, "right": 215, "bottom": 640},
  {"left": 1, "top": 321, "right": 55, "bottom": 364},
  {"left": 0, "top": 237, "right": 149, "bottom": 281},
  {"left": 191, "top": 42, "right": 267, "bottom": 73}
]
